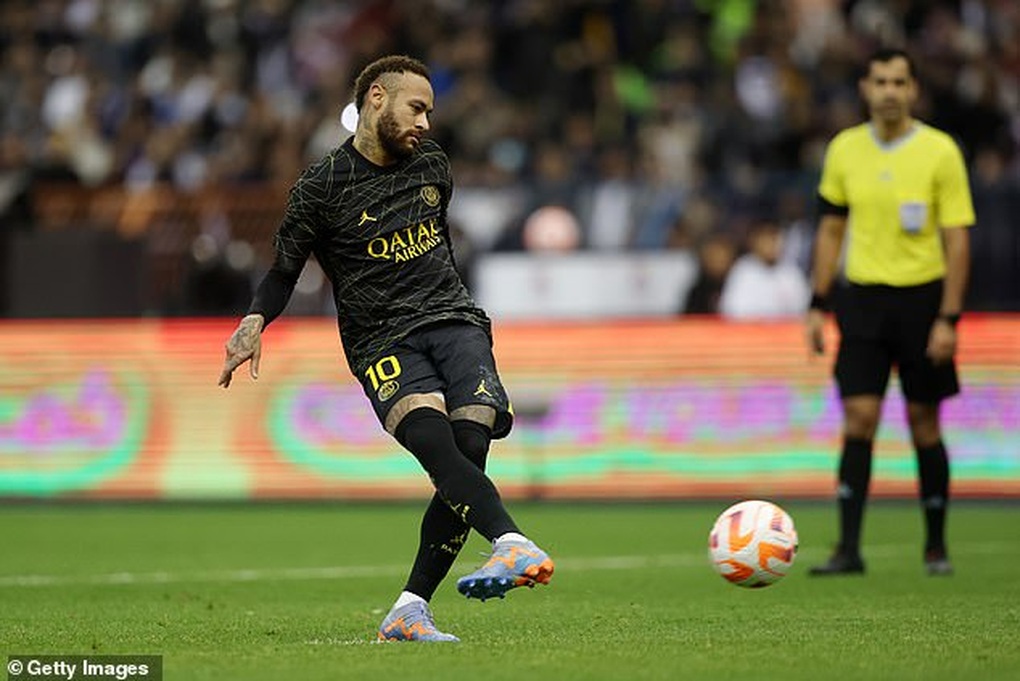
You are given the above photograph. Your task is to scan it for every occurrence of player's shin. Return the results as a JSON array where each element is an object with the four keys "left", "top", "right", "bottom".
[
  {"left": 403, "top": 496, "right": 470, "bottom": 600},
  {"left": 395, "top": 407, "right": 519, "bottom": 541}
]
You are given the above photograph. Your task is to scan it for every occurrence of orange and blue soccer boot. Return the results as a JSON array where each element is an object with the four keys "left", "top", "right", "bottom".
[
  {"left": 456, "top": 537, "right": 555, "bottom": 601},
  {"left": 377, "top": 601, "right": 459, "bottom": 642}
]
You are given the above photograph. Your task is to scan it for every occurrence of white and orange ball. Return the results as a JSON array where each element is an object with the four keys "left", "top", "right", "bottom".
[{"left": 708, "top": 500, "right": 798, "bottom": 588}]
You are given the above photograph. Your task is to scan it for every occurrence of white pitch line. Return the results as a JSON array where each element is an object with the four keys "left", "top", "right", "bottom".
[
  {"left": 305, "top": 638, "right": 373, "bottom": 647},
  {"left": 0, "top": 542, "right": 1015, "bottom": 589},
  {"left": 0, "top": 554, "right": 707, "bottom": 588},
  {"left": 0, "top": 564, "right": 406, "bottom": 588}
]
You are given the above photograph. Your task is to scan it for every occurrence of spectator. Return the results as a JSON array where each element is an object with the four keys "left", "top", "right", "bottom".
[
  {"left": 0, "top": 0, "right": 1016, "bottom": 311},
  {"left": 719, "top": 219, "right": 810, "bottom": 319},
  {"left": 683, "top": 232, "right": 737, "bottom": 315}
]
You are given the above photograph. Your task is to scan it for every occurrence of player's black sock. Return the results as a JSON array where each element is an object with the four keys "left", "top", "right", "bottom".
[
  {"left": 403, "top": 495, "right": 470, "bottom": 600},
  {"left": 403, "top": 420, "right": 492, "bottom": 600},
  {"left": 837, "top": 437, "right": 873, "bottom": 556},
  {"left": 451, "top": 419, "right": 491, "bottom": 470},
  {"left": 916, "top": 440, "right": 949, "bottom": 553},
  {"left": 395, "top": 407, "right": 518, "bottom": 541}
]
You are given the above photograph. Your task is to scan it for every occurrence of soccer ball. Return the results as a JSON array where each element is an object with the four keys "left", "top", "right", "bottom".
[{"left": 708, "top": 500, "right": 798, "bottom": 588}]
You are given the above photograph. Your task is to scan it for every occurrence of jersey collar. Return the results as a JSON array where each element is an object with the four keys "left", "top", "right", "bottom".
[{"left": 868, "top": 121, "right": 920, "bottom": 152}]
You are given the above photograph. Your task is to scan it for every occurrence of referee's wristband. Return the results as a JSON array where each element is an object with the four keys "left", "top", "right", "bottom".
[
  {"left": 938, "top": 313, "right": 961, "bottom": 328},
  {"left": 809, "top": 293, "right": 830, "bottom": 312}
]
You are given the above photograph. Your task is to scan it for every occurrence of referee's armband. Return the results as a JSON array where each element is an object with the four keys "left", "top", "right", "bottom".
[{"left": 817, "top": 195, "right": 849, "bottom": 217}]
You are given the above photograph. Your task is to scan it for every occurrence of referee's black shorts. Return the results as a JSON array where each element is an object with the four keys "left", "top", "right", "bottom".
[
  {"left": 358, "top": 321, "right": 514, "bottom": 439},
  {"left": 835, "top": 279, "right": 960, "bottom": 404}
]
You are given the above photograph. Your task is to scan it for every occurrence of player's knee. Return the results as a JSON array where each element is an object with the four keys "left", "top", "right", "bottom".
[
  {"left": 393, "top": 406, "right": 448, "bottom": 450},
  {"left": 451, "top": 419, "right": 491, "bottom": 470}
]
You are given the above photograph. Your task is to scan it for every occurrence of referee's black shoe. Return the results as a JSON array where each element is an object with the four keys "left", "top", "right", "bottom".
[
  {"left": 924, "top": 548, "right": 953, "bottom": 576},
  {"left": 809, "top": 549, "right": 865, "bottom": 576}
]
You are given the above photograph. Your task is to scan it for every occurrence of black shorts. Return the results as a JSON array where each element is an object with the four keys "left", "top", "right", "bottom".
[
  {"left": 357, "top": 321, "right": 514, "bottom": 438},
  {"left": 834, "top": 280, "right": 959, "bottom": 403}
]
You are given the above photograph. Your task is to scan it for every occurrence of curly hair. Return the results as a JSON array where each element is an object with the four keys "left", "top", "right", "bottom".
[{"left": 353, "top": 55, "right": 430, "bottom": 112}]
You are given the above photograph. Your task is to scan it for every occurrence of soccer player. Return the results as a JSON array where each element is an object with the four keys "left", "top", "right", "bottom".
[
  {"left": 217, "top": 55, "right": 554, "bottom": 641},
  {"left": 806, "top": 48, "right": 974, "bottom": 576}
]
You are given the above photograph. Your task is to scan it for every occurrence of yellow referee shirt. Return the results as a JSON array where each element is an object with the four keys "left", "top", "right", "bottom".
[{"left": 818, "top": 122, "right": 975, "bottom": 287}]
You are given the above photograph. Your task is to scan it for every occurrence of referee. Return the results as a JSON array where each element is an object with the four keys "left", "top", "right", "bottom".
[{"left": 806, "top": 48, "right": 974, "bottom": 577}]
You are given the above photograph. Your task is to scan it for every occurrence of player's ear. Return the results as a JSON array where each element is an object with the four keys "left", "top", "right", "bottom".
[{"left": 367, "top": 81, "right": 387, "bottom": 110}]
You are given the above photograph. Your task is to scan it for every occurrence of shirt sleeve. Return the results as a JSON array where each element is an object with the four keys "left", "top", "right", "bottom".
[
  {"left": 817, "top": 137, "right": 847, "bottom": 208},
  {"left": 935, "top": 139, "right": 976, "bottom": 228},
  {"left": 247, "top": 171, "right": 323, "bottom": 325}
]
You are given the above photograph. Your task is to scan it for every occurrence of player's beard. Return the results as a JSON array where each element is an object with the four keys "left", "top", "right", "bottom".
[{"left": 377, "top": 106, "right": 415, "bottom": 160}]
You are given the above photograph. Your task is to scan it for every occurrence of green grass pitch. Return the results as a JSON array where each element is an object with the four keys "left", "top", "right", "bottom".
[{"left": 1, "top": 502, "right": 1018, "bottom": 680}]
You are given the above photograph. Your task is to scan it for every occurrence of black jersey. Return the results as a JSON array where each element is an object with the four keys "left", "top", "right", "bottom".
[{"left": 251, "top": 137, "right": 491, "bottom": 376}]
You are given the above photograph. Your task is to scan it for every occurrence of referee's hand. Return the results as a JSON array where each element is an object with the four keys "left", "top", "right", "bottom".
[
  {"left": 805, "top": 309, "right": 826, "bottom": 356},
  {"left": 926, "top": 319, "right": 957, "bottom": 365},
  {"left": 218, "top": 314, "right": 265, "bottom": 388}
]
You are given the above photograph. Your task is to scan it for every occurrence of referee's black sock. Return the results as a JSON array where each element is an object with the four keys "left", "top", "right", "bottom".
[
  {"left": 837, "top": 437, "right": 873, "bottom": 556},
  {"left": 395, "top": 408, "right": 518, "bottom": 542},
  {"left": 916, "top": 440, "right": 950, "bottom": 553},
  {"left": 403, "top": 420, "right": 492, "bottom": 600}
]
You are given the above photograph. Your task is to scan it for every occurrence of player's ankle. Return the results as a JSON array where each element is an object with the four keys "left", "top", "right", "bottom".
[
  {"left": 493, "top": 532, "right": 528, "bottom": 546},
  {"left": 393, "top": 591, "right": 427, "bottom": 609}
]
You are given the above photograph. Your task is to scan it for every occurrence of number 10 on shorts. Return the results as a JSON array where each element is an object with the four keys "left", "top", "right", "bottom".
[{"left": 365, "top": 355, "right": 402, "bottom": 390}]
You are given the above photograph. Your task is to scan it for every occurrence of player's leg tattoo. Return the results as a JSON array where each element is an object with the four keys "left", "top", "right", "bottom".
[
  {"left": 386, "top": 392, "right": 446, "bottom": 434},
  {"left": 449, "top": 404, "right": 496, "bottom": 429}
]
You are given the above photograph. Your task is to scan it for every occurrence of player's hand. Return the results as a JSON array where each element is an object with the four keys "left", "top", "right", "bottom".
[
  {"left": 218, "top": 314, "right": 265, "bottom": 388},
  {"left": 805, "top": 309, "right": 826, "bottom": 356},
  {"left": 926, "top": 319, "right": 957, "bottom": 365}
]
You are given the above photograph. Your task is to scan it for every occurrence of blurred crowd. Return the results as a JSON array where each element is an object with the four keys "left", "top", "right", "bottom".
[{"left": 1, "top": 0, "right": 1018, "bottom": 316}]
